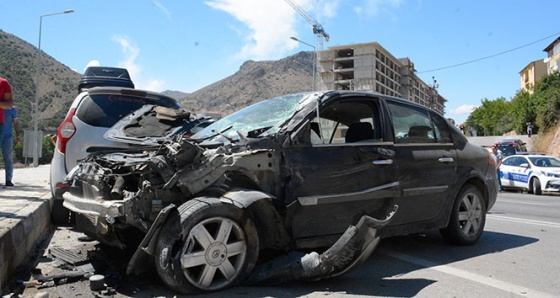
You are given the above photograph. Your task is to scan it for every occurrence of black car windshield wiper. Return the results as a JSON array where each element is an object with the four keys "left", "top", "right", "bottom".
[
  {"left": 246, "top": 126, "right": 273, "bottom": 138},
  {"left": 196, "top": 125, "right": 234, "bottom": 142}
]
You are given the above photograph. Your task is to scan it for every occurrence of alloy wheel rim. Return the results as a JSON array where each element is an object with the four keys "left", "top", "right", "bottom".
[
  {"left": 458, "top": 192, "right": 483, "bottom": 236},
  {"left": 180, "top": 217, "right": 247, "bottom": 290}
]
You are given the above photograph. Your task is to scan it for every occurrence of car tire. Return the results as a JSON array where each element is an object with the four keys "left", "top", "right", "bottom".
[
  {"left": 440, "top": 184, "right": 486, "bottom": 245},
  {"left": 51, "top": 199, "right": 71, "bottom": 225},
  {"left": 530, "top": 178, "right": 542, "bottom": 195},
  {"left": 155, "top": 197, "right": 259, "bottom": 294}
]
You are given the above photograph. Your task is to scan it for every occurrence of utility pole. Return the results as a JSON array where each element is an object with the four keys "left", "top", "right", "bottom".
[{"left": 431, "top": 76, "right": 439, "bottom": 111}]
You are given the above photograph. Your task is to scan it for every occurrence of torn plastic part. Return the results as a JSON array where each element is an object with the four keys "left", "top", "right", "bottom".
[
  {"left": 245, "top": 205, "right": 398, "bottom": 285},
  {"left": 126, "top": 204, "right": 178, "bottom": 275}
]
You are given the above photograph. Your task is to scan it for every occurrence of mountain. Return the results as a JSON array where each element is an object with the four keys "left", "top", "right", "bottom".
[
  {"left": 161, "top": 90, "right": 189, "bottom": 100},
  {"left": 179, "top": 51, "right": 315, "bottom": 116},
  {"left": 0, "top": 29, "right": 314, "bottom": 133},
  {"left": 0, "top": 30, "right": 82, "bottom": 133}
]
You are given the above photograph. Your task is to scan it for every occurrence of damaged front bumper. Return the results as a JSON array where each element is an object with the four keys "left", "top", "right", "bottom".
[{"left": 62, "top": 192, "right": 125, "bottom": 220}]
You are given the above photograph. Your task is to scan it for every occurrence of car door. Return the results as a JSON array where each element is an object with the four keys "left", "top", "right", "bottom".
[
  {"left": 386, "top": 100, "right": 458, "bottom": 225},
  {"left": 282, "top": 96, "right": 398, "bottom": 244},
  {"left": 501, "top": 156, "right": 531, "bottom": 189}
]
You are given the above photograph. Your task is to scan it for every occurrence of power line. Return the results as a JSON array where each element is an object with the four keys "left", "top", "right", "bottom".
[{"left": 417, "top": 32, "right": 560, "bottom": 74}]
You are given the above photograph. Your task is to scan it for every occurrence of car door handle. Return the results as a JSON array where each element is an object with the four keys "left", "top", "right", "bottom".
[
  {"left": 438, "top": 157, "right": 454, "bottom": 163},
  {"left": 372, "top": 159, "right": 393, "bottom": 165}
]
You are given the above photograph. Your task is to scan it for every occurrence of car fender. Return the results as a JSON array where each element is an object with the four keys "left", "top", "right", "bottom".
[
  {"left": 464, "top": 168, "right": 496, "bottom": 210},
  {"left": 440, "top": 168, "right": 495, "bottom": 225},
  {"left": 127, "top": 189, "right": 293, "bottom": 276},
  {"left": 219, "top": 189, "right": 292, "bottom": 250}
]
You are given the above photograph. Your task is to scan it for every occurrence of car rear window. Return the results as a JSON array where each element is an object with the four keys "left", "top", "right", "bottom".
[{"left": 76, "top": 94, "right": 181, "bottom": 127}]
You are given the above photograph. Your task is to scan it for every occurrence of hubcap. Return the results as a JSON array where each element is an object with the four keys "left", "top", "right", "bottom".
[
  {"left": 458, "top": 192, "right": 483, "bottom": 236},
  {"left": 180, "top": 217, "right": 247, "bottom": 290}
]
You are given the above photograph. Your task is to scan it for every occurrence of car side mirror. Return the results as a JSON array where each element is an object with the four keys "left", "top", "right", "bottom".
[{"left": 520, "top": 163, "right": 530, "bottom": 168}]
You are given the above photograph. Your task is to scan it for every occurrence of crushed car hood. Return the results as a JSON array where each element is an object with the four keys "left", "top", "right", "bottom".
[{"left": 104, "top": 105, "right": 199, "bottom": 146}]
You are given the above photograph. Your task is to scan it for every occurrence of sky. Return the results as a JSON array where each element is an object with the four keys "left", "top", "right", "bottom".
[{"left": 2, "top": 0, "right": 560, "bottom": 124}]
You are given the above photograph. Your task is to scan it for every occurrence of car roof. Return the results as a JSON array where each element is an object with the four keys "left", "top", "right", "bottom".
[{"left": 505, "top": 154, "right": 555, "bottom": 159}]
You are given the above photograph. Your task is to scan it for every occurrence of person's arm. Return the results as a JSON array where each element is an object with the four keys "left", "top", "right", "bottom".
[{"left": 13, "top": 118, "right": 21, "bottom": 143}]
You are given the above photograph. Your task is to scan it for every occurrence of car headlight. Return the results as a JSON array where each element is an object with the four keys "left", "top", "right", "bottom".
[{"left": 543, "top": 171, "right": 560, "bottom": 178}]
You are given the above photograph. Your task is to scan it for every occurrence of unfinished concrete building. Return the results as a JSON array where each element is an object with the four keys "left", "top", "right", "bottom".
[{"left": 317, "top": 42, "right": 446, "bottom": 115}]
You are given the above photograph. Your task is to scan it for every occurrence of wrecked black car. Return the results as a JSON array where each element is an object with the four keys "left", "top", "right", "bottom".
[{"left": 62, "top": 91, "right": 498, "bottom": 294}]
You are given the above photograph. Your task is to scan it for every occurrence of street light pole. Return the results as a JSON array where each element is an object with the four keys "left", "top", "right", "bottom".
[
  {"left": 33, "top": 9, "right": 74, "bottom": 167},
  {"left": 290, "top": 36, "right": 316, "bottom": 91}
]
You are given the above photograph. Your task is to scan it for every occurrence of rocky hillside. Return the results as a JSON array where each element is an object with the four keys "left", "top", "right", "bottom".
[
  {"left": 0, "top": 30, "right": 82, "bottom": 133},
  {"left": 179, "top": 51, "right": 315, "bottom": 115}
]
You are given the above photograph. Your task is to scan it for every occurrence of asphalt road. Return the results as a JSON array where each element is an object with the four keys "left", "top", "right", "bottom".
[{"left": 12, "top": 190, "right": 560, "bottom": 298}]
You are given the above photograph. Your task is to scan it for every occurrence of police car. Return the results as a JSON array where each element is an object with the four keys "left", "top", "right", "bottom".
[{"left": 500, "top": 154, "right": 560, "bottom": 195}]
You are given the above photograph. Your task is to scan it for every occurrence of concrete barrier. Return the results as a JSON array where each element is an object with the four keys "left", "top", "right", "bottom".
[{"left": 0, "top": 165, "right": 51, "bottom": 291}]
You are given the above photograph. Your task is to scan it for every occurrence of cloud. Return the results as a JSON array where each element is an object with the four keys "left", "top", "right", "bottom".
[
  {"left": 112, "top": 35, "right": 165, "bottom": 92},
  {"left": 153, "top": 1, "right": 172, "bottom": 20},
  {"left": 206, "top": 0, "right": 295, "bottom": 60},
  {"left": 112, "top": 36, "right": 140, "bottom": 79},
  {"left": 145, "top": 80, "right": 165, "bottom": 92},
  {"left": 205, "top": 0, "right": 339, "bottom": 60},
  {"left": 353, "top": 0, "right": 403, "bottom": 17},
  {"left": 84, "top": 60, "right": 100, "bottom": 72},
  {"left": 449, "top": 104, "right": 478, "bottom": 115}
]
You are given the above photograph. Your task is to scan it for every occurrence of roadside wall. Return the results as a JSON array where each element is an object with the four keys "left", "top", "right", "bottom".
[{"left": 0, "top": 165, "right": 52, "bottom": 291}]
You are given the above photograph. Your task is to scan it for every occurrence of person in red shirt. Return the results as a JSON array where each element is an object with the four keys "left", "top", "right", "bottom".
[
  {"left": 0, "top": 77, "right": 15, "bottom": 184},
  {"left": 0, "top": 77, "right": 14, "bottom": 123}
]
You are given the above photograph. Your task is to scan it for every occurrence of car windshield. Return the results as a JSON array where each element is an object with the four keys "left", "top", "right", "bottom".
[
  {"left": 496, "top": 145, "right": 516, "bottom": 156},
  {"left": 192, "top": 93, "right": 316, "bottom": 141},
  {"left": 529, "top": 156, "right": 560, "bottom": 167}
]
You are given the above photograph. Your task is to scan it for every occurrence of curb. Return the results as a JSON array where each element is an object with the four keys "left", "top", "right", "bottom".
[{"left": 0, "top": 165, "right": 52, "bottom": 291}]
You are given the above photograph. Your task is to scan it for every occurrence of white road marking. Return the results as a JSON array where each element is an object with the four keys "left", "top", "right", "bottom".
[
  {"left": 487, "top": 214, "right": 560, "bottom": 228},
  {"left": 497, "top": 199, "right": 560, "bottom": 207},
  {"left": 379, "top": 250, "right": 557, "bottom": 298}
]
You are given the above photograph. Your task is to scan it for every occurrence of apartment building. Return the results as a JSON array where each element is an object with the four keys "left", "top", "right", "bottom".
[
  {"left": 317, "top": 42, "right": 446, "bottom": 115},
  {"left": 519, "top": 59, "right": 547, "bottom": 93},
  {"left": 543, "top": 36, "right": 560, "bottom": 74}
]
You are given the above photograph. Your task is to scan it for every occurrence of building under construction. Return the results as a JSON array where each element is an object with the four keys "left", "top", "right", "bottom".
[{"left": 317, "top": 42, "right": 446, "bottom": 115}]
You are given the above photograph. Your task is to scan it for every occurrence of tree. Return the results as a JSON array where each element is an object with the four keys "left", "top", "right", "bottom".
[
  {"left": 466, "top": 97, "right": 512, "bottom": 136},
  {"left": 510, "top": 89, "right": 539, "bottom": 134},
  {"left": 463, "top": 71, "right": 560, "bottom": 136},
  {"left": 533, "top": 71, "right": 560, "bottom": 132},
  {"left": 39, "top": 134, "right": 55, "bottom": 165}
]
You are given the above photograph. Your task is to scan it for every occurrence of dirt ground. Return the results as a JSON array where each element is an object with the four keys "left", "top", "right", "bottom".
[{"left": 6, "top": 226, "right": 172, "bottom": 298}]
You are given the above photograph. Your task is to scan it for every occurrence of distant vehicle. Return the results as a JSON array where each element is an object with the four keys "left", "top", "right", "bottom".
[
  {"left": 497, "top": 138, "right": 527, "bottom": 152},
  {"left": 500, "top": 155, "right": 560, "bottom": 195},
  {"left": 495, "top": 145, "right": 517, "bottom": 157}
]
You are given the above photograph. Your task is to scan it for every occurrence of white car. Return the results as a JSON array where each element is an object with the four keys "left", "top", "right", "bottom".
[
  {"left": 49, "top": 67, "right": 187, "bottom": 224},
  {"left": 499, "top": 154, "right": 560, "bottom": 195}
]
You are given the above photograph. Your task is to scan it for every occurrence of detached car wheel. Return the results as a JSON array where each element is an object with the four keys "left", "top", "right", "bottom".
[
  {"left": 155, "top": 198, "right": 259, "bottom": 294},
  {"left": 441, "top": 185, "right": 486, "bottom": 245}
]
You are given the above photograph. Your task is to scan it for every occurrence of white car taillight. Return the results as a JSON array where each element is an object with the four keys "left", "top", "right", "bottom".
[{"left": 57, "top": 108, "right": 77, "bottom": 154}]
